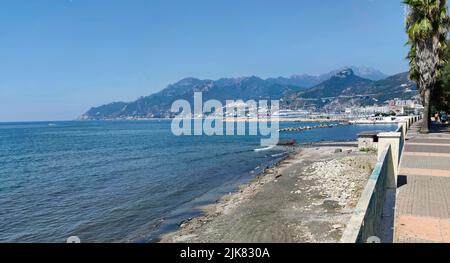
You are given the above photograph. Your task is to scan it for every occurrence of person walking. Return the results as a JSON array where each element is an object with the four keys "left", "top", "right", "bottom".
[{"left": 435, "top": 112, "right": 441, "bottom": 123}]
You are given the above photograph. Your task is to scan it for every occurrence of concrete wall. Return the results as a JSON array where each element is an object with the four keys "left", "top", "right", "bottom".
[
  {"left": 340, "top": 115, "right": 418, "bottom": 243},
  {"left": 340, "top": 146, "right": 396, "bottom": 243}
]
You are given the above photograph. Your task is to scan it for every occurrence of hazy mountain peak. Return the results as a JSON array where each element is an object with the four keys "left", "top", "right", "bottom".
[
  {"left": 344, "top": 66, "right": 387, "bottom": 81},
  {"left": 172, "top": 77, "right": 204, "bottom": 86},
  {"left": 237, "top": 75, "right": 262, "bottom": 82},
  {"left": 334, "top": 68, "right": 355, "bottom": 78}
]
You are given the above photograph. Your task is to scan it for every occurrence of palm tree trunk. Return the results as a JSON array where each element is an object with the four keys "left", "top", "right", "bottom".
[{"left": 421, "top": 87, "right": 431, "bottom": 133}]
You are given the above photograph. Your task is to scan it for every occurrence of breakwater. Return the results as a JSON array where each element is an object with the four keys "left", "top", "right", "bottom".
[{"left": 278, "top": 123, "right": 340, "bottom": 132}]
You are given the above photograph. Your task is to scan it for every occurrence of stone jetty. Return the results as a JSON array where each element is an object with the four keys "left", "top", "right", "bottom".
[{"left": 278, "top": 123, "right": 339, "bottom": 133}]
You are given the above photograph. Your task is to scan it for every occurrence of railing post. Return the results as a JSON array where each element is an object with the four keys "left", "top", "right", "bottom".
[
  {"left": 398, "top": 121, "right": 407, "bottom": 138},
  {"left": 377, "top": 132, "right": 402, "bottom": 181}
]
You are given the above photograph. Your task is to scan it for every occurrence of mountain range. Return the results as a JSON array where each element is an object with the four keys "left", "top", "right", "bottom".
[
  {"left": 79, "top": 66, "right": 416, "bottom": 120},
  {"left": 266, "top": 66, "right": 387, "bottom": 88},
  {"left": 283, "top": 69, "right": 416, "bottom": 112}
]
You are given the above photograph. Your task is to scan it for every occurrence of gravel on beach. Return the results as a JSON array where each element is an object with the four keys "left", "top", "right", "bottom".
[{"left": 159, "top": 143, "right": 376, "bottom": 243}]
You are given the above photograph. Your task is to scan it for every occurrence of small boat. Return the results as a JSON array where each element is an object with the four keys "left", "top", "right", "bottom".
[{"left": 277, "top": 139, "right": 296, "bottom": 146}]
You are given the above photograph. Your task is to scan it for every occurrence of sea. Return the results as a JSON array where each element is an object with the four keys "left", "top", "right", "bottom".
[{"left": 0, "top": 120, "right": 396, "bottom": 242}]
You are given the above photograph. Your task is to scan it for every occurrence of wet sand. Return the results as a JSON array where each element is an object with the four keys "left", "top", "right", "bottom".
[{"left": 159, "top": 142, "right": 376, "bottom": 243}]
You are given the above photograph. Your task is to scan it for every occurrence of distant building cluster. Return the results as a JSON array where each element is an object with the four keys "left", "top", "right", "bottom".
[{"left": 344, "top": 98, "right": 423, "bottom": 116}]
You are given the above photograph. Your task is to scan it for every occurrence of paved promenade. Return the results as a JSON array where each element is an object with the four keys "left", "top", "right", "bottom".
[{"left": 395, "top": 121, "right": 450, "bottom": 242}]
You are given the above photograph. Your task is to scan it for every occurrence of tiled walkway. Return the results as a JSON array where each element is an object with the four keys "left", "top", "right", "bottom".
[{"left": 395, "top": 122, "right": 450, "bottom": 243}]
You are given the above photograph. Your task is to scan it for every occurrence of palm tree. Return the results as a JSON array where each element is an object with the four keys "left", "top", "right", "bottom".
[{"left": 405, "top": 0, "right": 449, "bottom": 133}]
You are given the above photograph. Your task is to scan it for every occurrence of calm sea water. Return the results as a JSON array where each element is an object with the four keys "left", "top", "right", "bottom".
[{"left": 0, "top": 120, "right": 396, "bottom": 242}]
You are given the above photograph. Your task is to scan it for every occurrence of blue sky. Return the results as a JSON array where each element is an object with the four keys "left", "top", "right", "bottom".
[{"left": 0, "top": 0, "right": 409, "bottom": 121}]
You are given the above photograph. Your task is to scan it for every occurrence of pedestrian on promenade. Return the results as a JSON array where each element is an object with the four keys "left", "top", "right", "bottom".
[{"left": 435, "top": 112, "right": 441, "bottom": 123}]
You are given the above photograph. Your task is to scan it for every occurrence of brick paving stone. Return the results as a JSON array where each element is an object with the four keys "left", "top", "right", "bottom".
[{"left": 395, "top": 122, "right": 450, "bottom": 243}]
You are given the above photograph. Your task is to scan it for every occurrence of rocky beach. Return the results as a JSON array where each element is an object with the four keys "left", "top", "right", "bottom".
[{"left": 159, "top": 142, "right": 376, "bottom": 243}]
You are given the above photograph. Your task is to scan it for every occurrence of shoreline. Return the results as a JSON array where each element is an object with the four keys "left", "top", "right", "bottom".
[
  {"left": 158, "top": 141, "right": 376, "bottom": 243},
  {"left": 144, "top": 149, "right": 293, "bottom": 243}
]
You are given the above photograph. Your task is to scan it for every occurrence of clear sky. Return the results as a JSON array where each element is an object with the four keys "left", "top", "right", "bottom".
[{"left": 0, "top": 0, "right": 409, "bottom": 121}]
